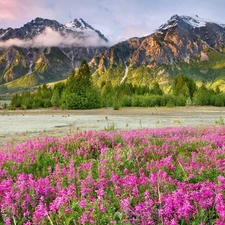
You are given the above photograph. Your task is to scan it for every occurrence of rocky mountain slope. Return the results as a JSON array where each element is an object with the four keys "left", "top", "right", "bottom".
[
  {"left": 90, "top": 15, "right": 225, "bottom": 91},
  {"left": 0, "top": 18, "right": 108, "bottom": 93},
  {"left": 2, "top": 14, "right": 225, "bottom": 94}
]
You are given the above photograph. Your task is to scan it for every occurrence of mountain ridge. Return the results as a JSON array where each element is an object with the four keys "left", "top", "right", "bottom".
[
  {"left": 0, "top": 17, "right": 108, "bottom": 45},
  {"left": 90, "top": 14, "right": 225, "bottom": 91},
  {"left": 2, "top": 14, "right": 225, "bottom": 94},
  {"left": 0, "top": 17, "right": 109, "bottom": 93}
]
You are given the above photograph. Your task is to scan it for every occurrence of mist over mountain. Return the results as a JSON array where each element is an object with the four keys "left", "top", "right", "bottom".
[
  {"left": 0, "top": 17, "right": 109, "bottom": 48},
  {"left": 1, "top": 14, "right": 225, "bottom": 94},
  {"left": 0, "top": 17, "right": 109, "bottom": 93}
]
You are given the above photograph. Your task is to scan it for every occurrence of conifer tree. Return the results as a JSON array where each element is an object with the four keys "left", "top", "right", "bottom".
[
  {"left": 61, "top": 60, "right": 101, "bottom": 109},
  {"left": 51, "top": 89, "right": 60, "bottom": 107},
  {"left": 75, "top": 60, "right": 92, "bottom": 89}
]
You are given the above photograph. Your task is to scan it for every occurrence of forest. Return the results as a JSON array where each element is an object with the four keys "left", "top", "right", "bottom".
[{"left": 9, "top": 60, "right": 225, "bottom": 110}]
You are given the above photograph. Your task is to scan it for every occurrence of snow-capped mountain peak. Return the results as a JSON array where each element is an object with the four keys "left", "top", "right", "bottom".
[
  {"left": 65, "top": 18, "right": 86, "bottom": 31},
  {"left": 159, "top": 14, "right": 225, "bottom": 31},
  {"left": 65, "top": 18, "right": 108, "bottom": 42},
  {"left": 0, "top": 17, "right": 109, "bottom": 44}
]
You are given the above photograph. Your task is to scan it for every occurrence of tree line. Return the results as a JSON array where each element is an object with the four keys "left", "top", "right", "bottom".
[{"left": 9, "top": 60, "right": 225, "bottom": 110}]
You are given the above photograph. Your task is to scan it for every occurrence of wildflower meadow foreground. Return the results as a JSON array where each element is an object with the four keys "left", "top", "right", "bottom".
[{"left": 1, "top": 127, "right": 225, "bottom": 224}]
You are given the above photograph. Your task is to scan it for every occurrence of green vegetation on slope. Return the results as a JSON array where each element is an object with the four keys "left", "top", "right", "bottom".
[
  {"left": 8, "top": 65, "right": 225, "bottom": 111},
  {"left": 92, "top": 50, "right": 225, "bottom": 94}
]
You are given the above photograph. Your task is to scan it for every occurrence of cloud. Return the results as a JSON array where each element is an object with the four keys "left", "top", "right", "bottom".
[
  {"left": 0, "top": 27, "right": 109, "bottom": 48},
  {"left": 1, "top": 0, "right": 225, "bottom": 43}
]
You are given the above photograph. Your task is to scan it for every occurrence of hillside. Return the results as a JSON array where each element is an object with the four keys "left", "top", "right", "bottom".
[
  {"left": 90, "top": 15, "right": 225, "bottom": 92},
  {"left": 0, "top": 18, "right": 109, "bottom": 93},
  {"left": 2, "top": 14, "right": 225, "bottom": 94}
]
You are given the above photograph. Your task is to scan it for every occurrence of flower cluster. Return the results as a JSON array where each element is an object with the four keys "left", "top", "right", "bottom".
[{"left": 0, "top": 127, "right": 225, "bottom": 224}]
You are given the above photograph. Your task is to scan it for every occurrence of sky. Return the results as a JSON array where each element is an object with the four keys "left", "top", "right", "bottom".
[{"left": 0, "top": 0, "right": 225, "bottom": 43}]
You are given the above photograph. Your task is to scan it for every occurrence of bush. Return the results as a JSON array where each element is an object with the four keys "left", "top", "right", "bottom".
[
  {"left": 113, "top": 99, "right": 121, "bottom": 110},
  {"left": 214, "top": 95, "right": 225, "bottom": 107},
  {"left": 122, "top": 95, "right": 132, "bottom": 107}
]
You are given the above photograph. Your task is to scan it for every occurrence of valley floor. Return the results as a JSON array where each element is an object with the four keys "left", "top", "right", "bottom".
[{"left": 1, "top": 106, "right": 225, "bottom": 146}]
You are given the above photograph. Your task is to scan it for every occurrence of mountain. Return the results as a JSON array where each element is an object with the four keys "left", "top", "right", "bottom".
[
  {"left": 0, "top": 17, "right": 108, "bottom": 42},
  {"left": 90, "top": 15, "right": 225, "bottom": 92},
  {"left": 0, "top": 17, "right": 108, "bottom": 94}
]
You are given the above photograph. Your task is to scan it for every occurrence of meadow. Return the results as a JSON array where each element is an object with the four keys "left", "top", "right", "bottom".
[{"left": 1, "top": 126, "right": 225, "bottom": 224}]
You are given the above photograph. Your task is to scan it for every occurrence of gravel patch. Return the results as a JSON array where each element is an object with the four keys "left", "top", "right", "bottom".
[{"left": 1, "top": 106, "right": 225, "bottom": 146}]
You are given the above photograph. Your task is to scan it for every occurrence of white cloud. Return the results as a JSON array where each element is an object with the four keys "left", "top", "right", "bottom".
[
  {"left": 1, "top": 0, "right": 225, "bottom": 43},
  {"left": 0, "top": 27, "right": 109, "bottom": 48}
]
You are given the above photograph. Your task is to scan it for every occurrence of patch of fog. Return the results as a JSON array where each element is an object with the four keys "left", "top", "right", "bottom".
[{"left": 0, "top": 27, "right": 108, "bottom": 49}]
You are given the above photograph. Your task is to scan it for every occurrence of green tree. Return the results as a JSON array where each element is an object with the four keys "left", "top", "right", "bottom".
[
  {"left": 214, "top": 94, "right": 224, "bottom": 107},
  {"left": 75, "top": 60, "right": 92, "bottom": 89},
  {"left": 54, "top": 82, "right": 66, "bottom": 96},
  {"left": 11, "top": 94, "right": 22, "bottom": 108},
  {"left": 61, "top": 60, "right": 101, "bottom": 109},
  {"left": 216, "top": 86, "right": 221, "bottom": 94},
  {"left": 173, "top": 74, "right": 197, "bottom": 99},
  {"left": 150, "top": 82, "right": 163, "bottom": 95},
  {"left": 193, "top": 85, "right": 215, "bottom": 105},
  {"left": 51, "top": 89, "right": 60, "bottom": 107},
  {"left": 173, "top": 74, "right": 186, "bottom": 96},
  {"left": 66, "top": 69, "right": 77, "bottom": 93},
  {"left": 101, "top": 81, "right": 114, "bottom": 96}
]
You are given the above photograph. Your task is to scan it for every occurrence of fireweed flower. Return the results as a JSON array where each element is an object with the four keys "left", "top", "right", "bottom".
[
  {"left": 120, "top": 197, "right": 130, "bottom": 213},
  {"left": 79, "top": 199, "right": 86, "bottom": 208},
  {"left": 99, "top": 204, "right": 106, "bottom": 212},
  {"left": 4, "top": 218, "right": 10, "bottom": 225},
  {"left": 95, "top": 188, "right": 104, "bottom": 199},
  {"left": 1, "top": 127, "right": 225, "bottom": 224},
  {"left": 32, "top": 202, "right": 48, "bottom": 222}
]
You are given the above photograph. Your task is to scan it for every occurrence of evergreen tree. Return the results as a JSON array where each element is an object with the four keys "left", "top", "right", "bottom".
[
  {"left": 66, "top": 69, "right": 77, "bottom": 93},
  {"left": 173, "top": 74, "right": 196, "bottom": 99},
  {"left": 173, "top": 74, "right": 185, "bottom": 96},
  {"left": 184, "top": 76, "right": 197, "bottom": 99},
  {"left": 75, "top": 60, "right": 92, "bottom": 89},
  {"left": 150, "top": 82, "right": 163, "bottom": 95},
  {"left": 61, "top": 60, "right": 101, "bottom": 109},
  {"left": 193, "top": 85, "right": 215, "bottom": 105},
  {"left": 216, "top": 86, "right": 221, "bottom": 94},
  {"left": 51, "top": 89, "right": 60, "bottom": 107},
  {"left": 101, "top": 81, "right": 114, "bottom": 97},
  {"left": 101, "top": 81, "right": 115, "bottom": 107},
  {"left": 11, "top": 94, "right": 22, "bottom": 108},
  {"left": 54, "top": 82, "right": 66, "bottom": 96},
  {"left": 180, "top": 83, "right": 190, "bottom": 98}
]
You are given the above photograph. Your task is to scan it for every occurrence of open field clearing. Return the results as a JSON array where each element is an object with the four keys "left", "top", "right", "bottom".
[{"left": 1, "top": 106, "right": 225, "bottom": 146}]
